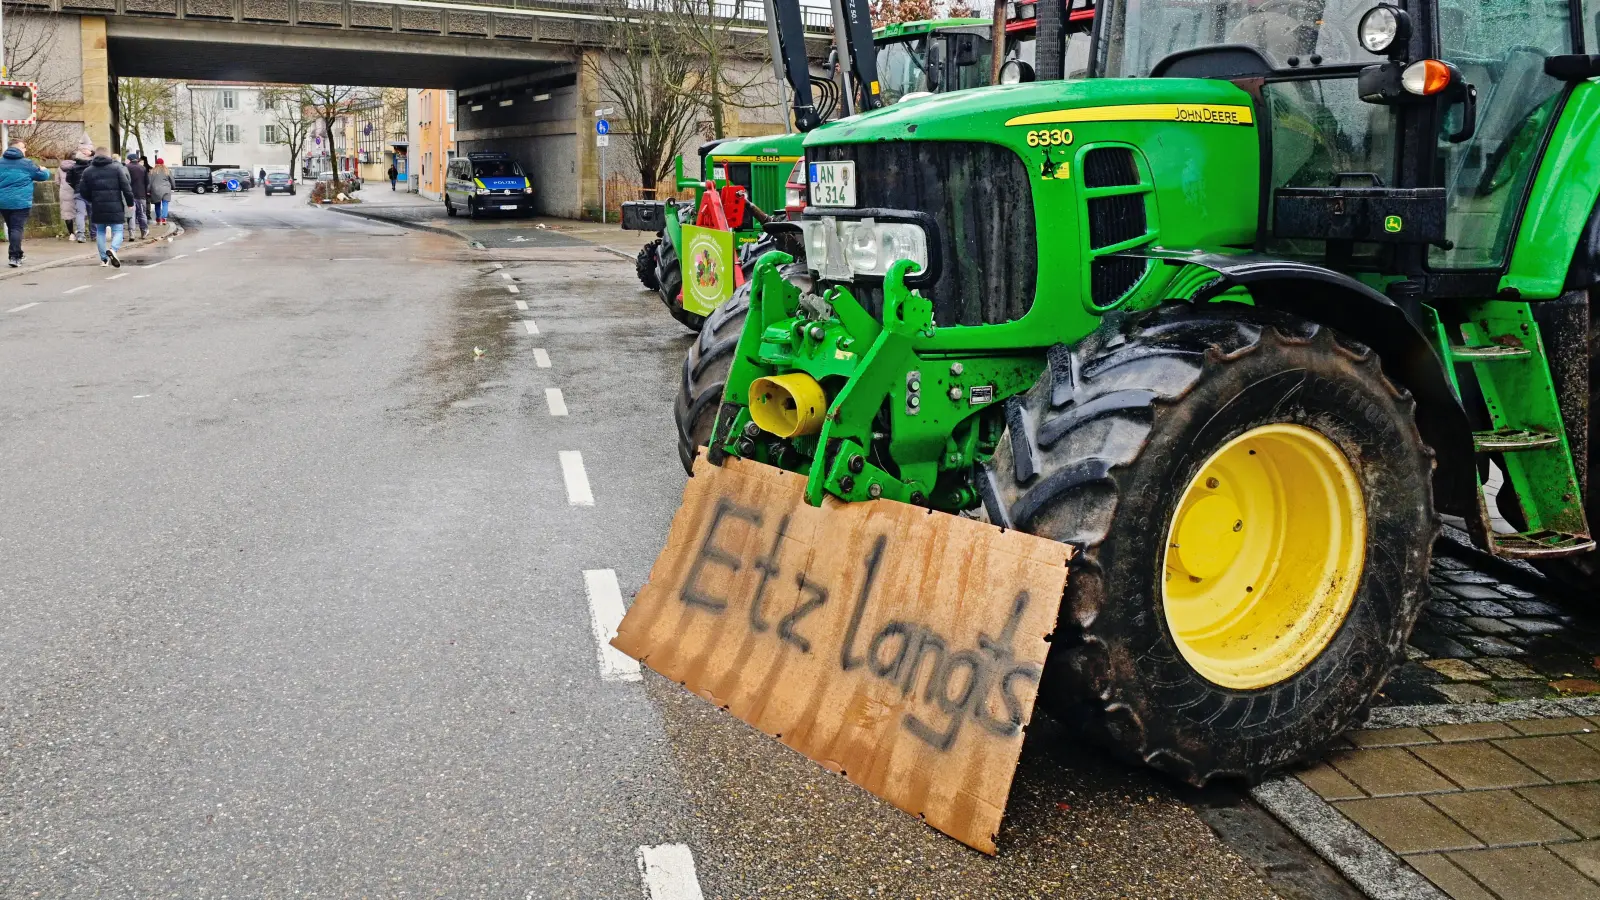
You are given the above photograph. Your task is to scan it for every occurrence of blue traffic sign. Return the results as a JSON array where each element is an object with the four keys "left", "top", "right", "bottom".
[
  {"left": 226, "top": 179, "right": 240, "bottom": 192},
  {"left": 596, "top": 119, "right": 610, "bottom": 135}
]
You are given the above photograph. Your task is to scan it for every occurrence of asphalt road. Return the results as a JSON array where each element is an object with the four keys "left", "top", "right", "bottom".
[{"left": 0, "top": 189, "right": 1344, "bottom": 898}]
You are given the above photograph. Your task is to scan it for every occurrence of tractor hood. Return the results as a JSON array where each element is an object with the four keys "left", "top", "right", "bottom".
[
  {"left": 707, "top": 133, "right": 805, "bottom": 161},
  {"left": 800, "top": 77, "right": 1258, "bottom": 149}
]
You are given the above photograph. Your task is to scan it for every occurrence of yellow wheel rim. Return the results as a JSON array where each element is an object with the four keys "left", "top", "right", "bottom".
[{"left": 1162, "top": 424, "right": 1367, "bottom": 690}]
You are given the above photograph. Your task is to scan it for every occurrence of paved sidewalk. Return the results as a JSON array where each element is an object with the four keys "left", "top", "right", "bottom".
[
  {"left": 0, "top": 222, "right": 182, "bottom": 282},
  {"left": 1287, "top": 712, "right": 1600, "bottom": 900}
]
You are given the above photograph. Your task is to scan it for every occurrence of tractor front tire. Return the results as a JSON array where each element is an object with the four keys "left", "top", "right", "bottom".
[
  {"left": 674, "top": 282, "right": 750, "bottom": 473},
  {"left": 655, "top": 235, "right": 703, "bottom": 332},
  {"left": 986, "top": 304, "right": 1436, "bottom": 785},
  {"left": 637, "top": 239, "right": 661, "bottom": 292}
]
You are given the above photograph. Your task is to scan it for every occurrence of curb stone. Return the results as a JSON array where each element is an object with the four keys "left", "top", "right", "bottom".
[
  {"left": 1251, "top": 778, "right": 1450, "bottom": 900},
  {"left": 322, "top": 203, "right": 470, "bottom": 241}
]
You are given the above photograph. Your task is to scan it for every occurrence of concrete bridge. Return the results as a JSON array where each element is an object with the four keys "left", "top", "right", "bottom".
[{"left": 3, "top": 0, "right": 830, "bottom": 215}]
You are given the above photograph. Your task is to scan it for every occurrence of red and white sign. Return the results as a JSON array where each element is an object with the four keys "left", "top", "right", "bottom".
[{"left": 0, "top": 81, "right": 39, "bottom": 126}]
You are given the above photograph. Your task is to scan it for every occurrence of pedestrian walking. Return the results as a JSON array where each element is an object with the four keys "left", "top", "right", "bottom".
[
  {"left": 148, "top": 159, "right": 175, "bottom": 226},
  {"left": 77, "top": 147, "right": 133, "bottom": 269},
  {"left": 0, "top": 138, "right": 54, "bottom": 268},
  {"left": 126, "top": 151, "right": 150, "bottom": 240},
  {"left": 388, "top": 164, "right": 398, "bottom": 191},
  {"left": 56, "top": 154, "right": 79, "bottom": 242},
  {"left": 62, "top": 147, "right": 92, "bottom": 242},
  {"left": 258, "top": 167, "right": 266, "bottom": 188}
]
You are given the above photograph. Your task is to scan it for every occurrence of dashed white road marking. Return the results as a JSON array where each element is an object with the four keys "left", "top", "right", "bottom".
[
  {"left": 63, "top": 285, "right": 89, "bottom": 294},
  {"left": 7, "top": 302, "right": 39, "bottom": 313},
  {"left": 107, "top": 273, "right": 129, "bottom": 280},
  {"left": 559, "top": 450, "right": 594, "bottom": 506},
  {"left": 500, "top": 272, "right": 512, "bottom": 281},
  {"left": 533, "top": 348, "right": 550, "bottom": 368},
  {"left": 197, "top": 247, "right": 210, "bottom": 252},
  {"left": 144, "top": 260, "right": 167, "bottom": 268},
  {"left": 492, "top": 262, "right": 504, "bottom": 269},
  {"left": 582, "top": 569, "right": 640, "bottom": 682},
  {"left": 637, "top": 844, "right": 706, "bottom": 900},
  {"left": 545, "top": 388, "right": 568, "bottom": 416},
  {"left": 523, "top": 320, "right": 540, "bottom": 335},
  {"left": 171, "top": 254, "right": 189, "bottom": 260},
  {"left": 508, "top": 284, "right": 520, "bottom": 294},
  {"left": 515, "top": 299, "right": 528, "bottom": 310}
]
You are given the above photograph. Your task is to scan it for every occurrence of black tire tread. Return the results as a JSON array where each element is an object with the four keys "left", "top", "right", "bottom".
[{"left": 989, "top": 303, "right": 1436, "bottom": 785}]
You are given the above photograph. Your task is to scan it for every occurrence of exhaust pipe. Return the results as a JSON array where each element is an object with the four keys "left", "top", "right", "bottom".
[{"left": 748, "top": 373, "right": 828, "bottom": 438}]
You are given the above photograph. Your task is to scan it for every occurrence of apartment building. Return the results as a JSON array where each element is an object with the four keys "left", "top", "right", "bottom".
[
  {"left": 408, "top": 88, "right": 456, "bottom": 199},
  {"left": 177, "top": 82, "right": 298, "bottom": 171}
]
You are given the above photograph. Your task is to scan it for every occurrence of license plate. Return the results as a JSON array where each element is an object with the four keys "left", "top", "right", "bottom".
[
  {"left": 809, "top": 161, "right": 855, "bottom": 208},
  {"left": 500, "top": 204, "right": 520, "bottom": 210}
]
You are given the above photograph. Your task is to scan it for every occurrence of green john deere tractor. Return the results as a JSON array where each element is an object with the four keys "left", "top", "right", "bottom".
[
  {"left": 675, "top": 0, "right": 1599, "bottom": 782},
  {"left": 627, "top": 15, "right": 999, "bottom": 331}
]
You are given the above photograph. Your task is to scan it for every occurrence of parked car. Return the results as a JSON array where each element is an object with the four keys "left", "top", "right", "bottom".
[
  {"left": 172, "top": 165, "right": 217, "bottom": 193},
  {"left": 316, "top": 171, "right": 362, "bottom": 193},
  {"left": 213, "top": 169, "right": 254, "bottom": 191},
  {"left": 444, "top": 152, "right": 534, "bottom": 219},
  {"left": 263, "top": 172, "right": 296, "bottom": 196}
]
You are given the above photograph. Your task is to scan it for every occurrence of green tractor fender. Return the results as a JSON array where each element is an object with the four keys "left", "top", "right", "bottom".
[
  {"left": 1140, "top": 250, "right": 1479, "bottom": 522},
  {"left": 1502, "top": 82, "right": 1600, "bottom": 301}
]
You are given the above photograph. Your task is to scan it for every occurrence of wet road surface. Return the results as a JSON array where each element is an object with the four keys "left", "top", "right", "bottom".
[{"left": 2, "top": 189, "right": 1352, "bottom": 897}]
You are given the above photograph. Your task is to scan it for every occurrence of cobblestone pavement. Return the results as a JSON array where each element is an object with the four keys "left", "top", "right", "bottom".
[
  {"left": 1376, "top": 548, "right": 1600, "bottom": 708},
  {"left": 1254, "top": 534, "right": 1600, "bottom": 900}
]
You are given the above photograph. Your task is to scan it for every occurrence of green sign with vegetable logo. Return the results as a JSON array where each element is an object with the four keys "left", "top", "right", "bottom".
[{"left": 681, "top": 224, "right": 736, "bottom": 316}]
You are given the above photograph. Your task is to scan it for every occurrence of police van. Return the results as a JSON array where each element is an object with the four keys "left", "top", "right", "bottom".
[{"left": 444, "top": 152, "right": 534, "bottom": 219}]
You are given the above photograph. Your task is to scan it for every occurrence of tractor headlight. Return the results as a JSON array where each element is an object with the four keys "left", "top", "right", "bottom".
[
  {"left": 1357, "top": 4, "right": 1410, "bottom": 55},
  {"left": 798, "top": 217, "right": 928, "bottom": 281}
]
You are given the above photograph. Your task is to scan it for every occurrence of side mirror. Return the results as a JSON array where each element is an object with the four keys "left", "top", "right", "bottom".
[{"left": 999, "top": 59, "right": 1036, "bottom": 84}]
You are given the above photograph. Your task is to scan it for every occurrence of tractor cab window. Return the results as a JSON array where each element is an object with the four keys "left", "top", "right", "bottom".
[
  {"left": 877, "top": 35, "right": 936, "bottom": 103},
  {"left": 1098, "top": 0, "right": 1377, "bottom": 77},
  {"left": 1005, "top": 25, "right": 1094, "bottom": 78},
  {"left": 951, "top": 33, "right": 995, "bottom": 91},
  {"left": 1431, "top": 0, "right": 1575, "bottom": 270}
]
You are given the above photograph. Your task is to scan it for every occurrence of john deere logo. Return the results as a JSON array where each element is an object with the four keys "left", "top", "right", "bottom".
[{"left": 1384, "top": 215, "right": 1403, "bottom": 233}]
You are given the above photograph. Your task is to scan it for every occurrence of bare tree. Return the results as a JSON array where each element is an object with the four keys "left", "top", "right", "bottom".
[
  {"left": 187, "top": 90, "right": 228, "bottom": 163},
  {"left": 259, "top": 85, "right": 315, "bottom": 173},
  {"left": 302, "top": 84, "right": 380, "bottom": 194},
  {"left": 117, "top": 78, "right": 177, "bottom": 159},
  {"left": 3, "top": 9, "right": 90, "bottom": 157},
  {"left": 588, "top": 9, "right": 704, "bottom": 200},
  {"left": 668, "top": 0, "right": 772, "bottom": 139}
]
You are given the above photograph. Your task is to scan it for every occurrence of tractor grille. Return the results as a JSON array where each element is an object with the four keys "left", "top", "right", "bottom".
[
  {"left": 1083, "top": 147, "right": 1151, "bottom": 307},
  {"left": 1082, "top": 147, "right": 1140, "bottom": 189},
  {"left": 750, "top": 164, "right": 786, "bottom": 216},
  {"left": 807, "top": 141, "right": 1036, "bottom": 327}
]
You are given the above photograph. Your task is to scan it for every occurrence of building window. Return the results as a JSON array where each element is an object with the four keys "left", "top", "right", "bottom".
[
  {"left": 445, "top": 90, "right": 456, "bottom": 123},
  {"left": 261, "top": 124, "right": 281, "bottom": 144},
  {"left": 220, "top": 124, "right": 240, "bottom": 143},
  {"left": 221, "top": 90, "right": 237, "bottom": 110}
]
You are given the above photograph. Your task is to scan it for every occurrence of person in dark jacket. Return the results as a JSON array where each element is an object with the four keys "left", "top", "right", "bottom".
[
  {"left": 0, "top": 138, "right": 53, "bottom": 267},
  {"left": 76, "top": 147, "right": 134, "bottom": 268},
  {"left": 388, "top": 164, "right": 398, "bottom": 191},
  {"left": 126, "top": 151, "right": 150, "bottom": 240}
]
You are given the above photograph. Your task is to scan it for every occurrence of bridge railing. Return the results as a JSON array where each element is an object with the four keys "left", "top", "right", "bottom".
[{"left": 428, "top": 0, "right": 833, "bottom": 31}]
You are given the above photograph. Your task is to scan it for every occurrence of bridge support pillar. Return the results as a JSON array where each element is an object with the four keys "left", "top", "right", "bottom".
[{"left": 81, "top": 17, "right": 115, "bottom": 150}]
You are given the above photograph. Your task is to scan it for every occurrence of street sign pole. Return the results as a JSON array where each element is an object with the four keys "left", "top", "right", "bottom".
[{"left": 593, "top": 109, "right": 613, "bottom": 225}]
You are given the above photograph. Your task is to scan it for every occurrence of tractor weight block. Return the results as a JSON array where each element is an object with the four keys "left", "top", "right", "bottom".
[
  {"left": 621, "top": 200, "right": 666, "bottom": 232},
  {"left": 612, "top": 456, "right": 1071, "bottom": 853},
  {"left": 748, "top": 373, "right": 827, "bottom": 438}
]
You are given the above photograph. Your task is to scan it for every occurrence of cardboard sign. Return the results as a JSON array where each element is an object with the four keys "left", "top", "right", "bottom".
[
  {"left": 613, "top": 456, "right": 1071, "bottom": 853},
  {"left": 678, "top": 224, "right": 736, "bottom": 316}
]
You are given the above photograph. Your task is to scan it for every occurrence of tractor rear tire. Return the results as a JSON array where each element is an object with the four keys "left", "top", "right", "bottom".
[
  {"left": 674, "top": 282, "right": 750, "bottom": 474},
  {"left": 655, "top": 234, "right": 703, "bottom": 332},
  {"left": 984, "top": 304, "right": 1436, "bottom": 785},
  {"left": 637, "top": 239, "right": 661, "bottom": 291}
]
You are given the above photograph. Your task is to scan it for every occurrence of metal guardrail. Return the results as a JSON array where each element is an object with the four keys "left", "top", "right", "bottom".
[
  {"left": 483, "top": 0, "right": 832, "bottom": 30},
  {"left": 7, "top": 0, "right": 835, "bottom": 34}
]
